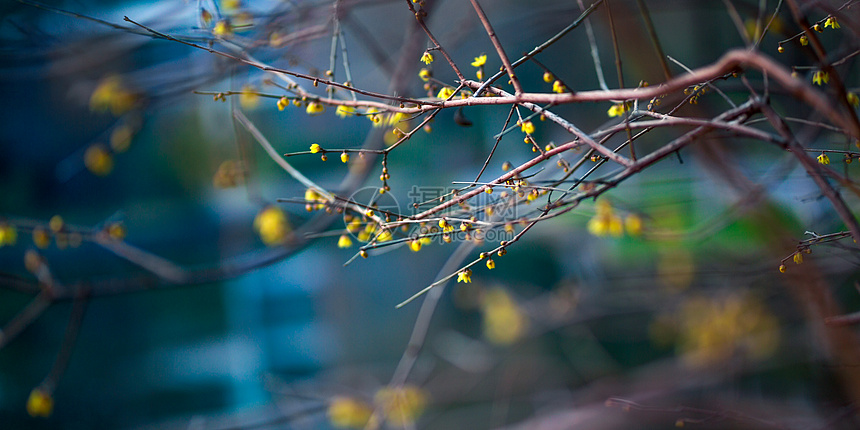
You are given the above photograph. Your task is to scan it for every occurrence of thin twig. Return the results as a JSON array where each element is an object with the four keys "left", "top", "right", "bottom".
[{"left": 469, "top": 0, "right": 522, "bottom": 95}]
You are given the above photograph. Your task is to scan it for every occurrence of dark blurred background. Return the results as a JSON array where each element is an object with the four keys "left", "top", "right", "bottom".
[{"left": 1, "top": 0, "right": 859, "bottom": 429}]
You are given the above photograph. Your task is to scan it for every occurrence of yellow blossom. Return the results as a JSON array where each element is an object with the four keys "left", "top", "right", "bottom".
[
  {"left": 340, "top": 152, "right": 350, "bottom": 163},
  {"left": 673, "top": 293, "right": 779, "bottom": 367},
  {"left": 365, "top": 107, "right": 383, "bottom": 126},
  {"left": 387, "top": 112, "right": 406, "bottom": 127},
  {"left": 437, "top": 87, "right": 455, "bottom": 99},
  {"left": 306, "top": 102, "right": 325, "bottom": 115},
  {"left": 457, "top": 268, "right": 472, "bottom": 283},
  {"left": 89, "top": 75, "right": 138, "bottom": 116},
  {"left": 328, "top": 396, "right": 373, "bottom": 429},
  {"left": 812, "top": 70, "right": 829, "bottom": 86},
  {"left": 377, "top": 230, "right": 393, "bottom": 242},
  {"left": 817, "top": 153, "right": 830, "bottom": 165},
  {"left": 269, "top": 31, "right": 282, "bottom": 48},
  {"left": 346, "top": 218, "right": 362, "bottom": 233},
  {"left": 418, "top": 68, "right": 431, "bottom": 82},
  {"left": 486, "top": 258, "right": 495, "bottom": 269},
  {"left": 420, "top": 52, "right": 434, "bottom": 65},
  {"left": 409, "top": 240, "right": 422, "bottom": 252},
  {"left": 336, "top": 105, "right": 355, "bottom": 118},
  {"left": 482, "top": 288, "right": 528, "bottom": 345},
  {"left": 778, "top": 264, "right": 786, "bottom": 273},
  {"left": 26, "top": 388, "right": 53, "bottom": 418},
  {"left": 277, "top": 97, "right": 289, "bottom": 111},
  {"left": 375, "top": 385, "right": 428, "bottom": 426},
  {"left": 520, "top": 120, "right": 535, "bottom": 135},
  {"left": 793, "top": 252, "right": 803, "bottom": 264},
  {"left": 587, "top": 200, "right": 624, "bottom": 237},
  {"left": 357, "top": 230, "right": 371, "bottom": 242},
  {"left": 337, "top": 234, "right": 353, "bottom": 248},
  {"left": 222, "top": 0, "right": 241, "bottom": 11},
  {"left": 824, "top": 16, "right": 840, "bottom": 29},
  {"left": 552, "top": 80, "right": 565, "bottom": 93},
  {"left": 107, "top": 222, "right": 126, "bottom": 240},
  {"left": 309, "top": 143, "right": 322, "bottom": 154},
  {"left": 543, "top": 71, "right": 554, "bottom": 83},
  {"left": 84, "top": 144, "right": 114, "bottom": 176},
  {"left": 607, "top": 102, "right": 631, "bottom": 117},
  {"left": 799, "top": 34, "right": 808, "bottom": 45},
  {"left": 471, "top": 54, "right": 487, "bottom": 67},
  {"left": 847, "top": 92, "right": 859, "bottom": 108},
  {"left": 0, "top": 223, "right": 17, "bottom": 246},
  {"left": 213, "top": 19, "right": 234, "bottom": 38},
  {"left": 49, "top": 215, "right": 64, "bottom": 233},
  {"left": 625, "top": 214, "right": 643, "bottom": 236},
  {"left": 239, "top": 84, "right": 259, "bottom": 109},
  {"left": 253, "top": 206, "right": 291, "bottom": 246}
]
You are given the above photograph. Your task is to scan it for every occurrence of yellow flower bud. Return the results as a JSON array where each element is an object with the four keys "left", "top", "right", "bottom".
[{"left": 26, "top": 388, "right": 53, "bottom": 418}]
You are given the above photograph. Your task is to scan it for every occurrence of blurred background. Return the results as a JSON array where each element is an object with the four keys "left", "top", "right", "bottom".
[{"left": 1, "top": 0, "right": 860, "bottom": 429}]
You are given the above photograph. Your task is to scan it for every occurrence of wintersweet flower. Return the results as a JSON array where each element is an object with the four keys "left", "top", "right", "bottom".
[
  {"left": 336, "top": 105, "right": 355, "bottom": 118},
  {"left": 552, "top": 80, "right": 565, "bottom": 93},
  {"left": 374, "top": 386, "right": 428, "bottom": 426},
  {"left": 418, "top": 68, "right": 431, "bottom": 82},
  {"left": 812, "top": 70, "right": 829, "bottom": 85},
  {"left": 817, "top": 153, "right": 830, "bottom": 165},
  {"left": 437, "top": 87, "right": 455, "bottom": 99},
  {"left": 471, "top": 54, "right": 487, "bottom": 67},
  {"left": 26, "top": 388, "right": 53, "bottom": 418},
  {"left": 277, "top": 97, "right": 289, "bottom": 111},
  {"left": 420, "top": 52, "right": 434, "bottom": 65},
  {"left": 89, "top": 75, "right": 138, "bottom": 116},
  {"left": 253, "top": 206, "right": 291, "bottom": 246},
  {"left": 306, "top": 102, "right": 325, "bottom": 115},
  {"left": 457, "top": 268, "right": 472, "bottom": 283},
  {"left": 520, "top": 121, "right": 535, "bottom": 135},
  {"left": 0, "top": 224, "right": 17, "bottom": 246},
  {"left": 625, "top": 214, "right": 643, "bottom": 236},
  {"left": 337, "top": 234, "right": 352, "bottom": 248},
  {"left": 107, "top": 222, "right": 127, "bottom": 240},
  {"left": 327, "top": 396, "right": 372, "bottom": 428},
  {"left": 607, "top": 102, "right": 631, "bottom": 117},
  {"left": 84, "top": 144, "right": 114, "bottom": 176},
  {"left": 239, "top": 84, "right": 259, "bottom": 109},
  {"left": 481, "top": 288, "right": 528, "bottom": 345},
  {"left": 824, "top": 16, "right": 840, "bottom": 29},
  {"left": 386, "top": 112, "right": 406, "bottom": 126},
  {"left": 309, "top": 143, "right": 322, "bottom": 153},
  {"left": 365, "top": 107, "right": 383, "bottom": 126},
  {"left": 377, "top": 230, "right": 393, "bottom": 242},
  {"left": 213, "top": 20, "right": 234, "bottom": 38}
]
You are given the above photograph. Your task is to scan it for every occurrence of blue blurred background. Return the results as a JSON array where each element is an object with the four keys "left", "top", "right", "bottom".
[{"left": 2, "top": 0, "right": 860, "bottom": 429}]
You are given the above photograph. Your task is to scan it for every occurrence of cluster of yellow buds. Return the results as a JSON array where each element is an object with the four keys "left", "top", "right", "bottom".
[{"left": 587, "top": 200, "right": 643, "bottom": 237}]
